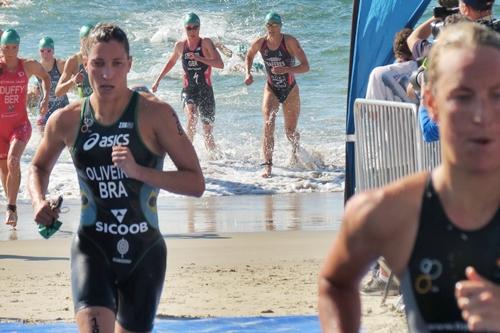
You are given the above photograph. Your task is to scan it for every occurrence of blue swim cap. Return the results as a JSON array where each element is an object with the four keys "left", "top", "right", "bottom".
[
  {"left": 1, "top": 28, "right": 20, "bottom": 45},
  {"left": 265, "top": 12, "right": 282, "bottom": 25},
  {"left": 79, "top": 24, "right": 94, "bottom": 39},
  {"left": 39, "top": 36, "right": 54, "bottom": 49},
  {"left": 184, "top": 12, "right": 200, "bottom": 26}
]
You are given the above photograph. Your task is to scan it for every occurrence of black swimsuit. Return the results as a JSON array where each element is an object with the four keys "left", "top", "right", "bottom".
[
  {"left": 260, "top": 35, "right": 296, "bottom": 103},
  {"left": 401, "top": 176, "right": 500, "bottom": 332},
  {"left": 181, "top": 39, "right": 215, "bottom": 124},
  {"left": 70, "top": 92, "right": 166, "bottom": 332}
]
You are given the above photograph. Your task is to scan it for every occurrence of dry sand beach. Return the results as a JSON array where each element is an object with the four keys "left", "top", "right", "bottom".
[{"left": 0, "top": 193, "right": 406, "bottom": 332}]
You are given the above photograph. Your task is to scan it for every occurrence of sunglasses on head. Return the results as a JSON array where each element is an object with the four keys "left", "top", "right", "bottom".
[{"left": 185, "top": 25, "right": 199, "bottom": 31}]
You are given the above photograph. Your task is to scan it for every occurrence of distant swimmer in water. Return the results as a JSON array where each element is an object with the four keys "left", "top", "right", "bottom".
[
  {"left": 55, "top": 24, "right": 94, "bottom": 99},
  {"left": 244, "top": 12, "right": 310, "bottom": 178},
  {"left": 152, "top": 12, "right": 224, "bottom": 155},
  {"left": 35, "top": 36, "right": 69, "bottom": 131},
  {"left": 213, "top": 40, "right": 265, "bottom": 73},
  {"left": 0, "top": 28, "right": 50, "bottom": 228}
]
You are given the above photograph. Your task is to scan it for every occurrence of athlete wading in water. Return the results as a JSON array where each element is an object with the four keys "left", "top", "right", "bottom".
[
  {"left": 152, "top": 12, "right": 224, "bottom": 156},
  {"left": 245, "top": 12, "right": 309, "bottom": 178},
  {"left": 29, "top": 23, "right": 204, "bottom": 333}
]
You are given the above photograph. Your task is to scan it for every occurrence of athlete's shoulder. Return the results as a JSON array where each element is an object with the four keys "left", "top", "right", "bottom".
[
  {"left": 283, "top": 34, "right": 300, "bottom": 47},
  {"left": 45, "top": 100, "right": 82, "bottom": 140},
  {"left": 201, "top": 37, "right": 216, "bottom": 48},
  {"left": 137, "top": 92, "right": 173, "bottom": 116},
  {"left": 251, "top": 36, "right": 266, "bottom": 47},
  {"left": 174, "top": 40, "right": 186, "bottom": 49},
  {"left": 344, "top": 172, "right": 427, "bottom": 238}
]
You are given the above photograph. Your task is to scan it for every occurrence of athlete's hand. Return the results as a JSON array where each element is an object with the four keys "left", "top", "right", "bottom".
[
  {"left": 244, "top": 73, "right": 253, "bottom": 85},
  {"left": 39, "top": 97, "right": 49, "bottom": 117},
  {"left": 271, "top": 66, "right": 289, "bottom": 75},
  {"left": 32, "top": 199, "right": 59, "bottom": 226},
  {"left": 152, "top": 81, "right": 159, "bottom": 93},
  {"left": 112, "top": 145, "right": 139, "bottom": 179},
  {"left": 455, "top": 266, "right": 500, "bottom": 332},
  {"left": 186, "top": 52, "right": 198, "bottom": 61},
  {"left": 72, "top": 69, "right": 84, "bottom": 86}
]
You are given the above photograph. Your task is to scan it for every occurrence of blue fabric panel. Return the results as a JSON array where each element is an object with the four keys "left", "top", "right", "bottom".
[
  {"left": 0, "top": 315, "right": 320, "bottom": 333},
  {"left": 344, "top": 0, "right": 431, "bottom": 200}
]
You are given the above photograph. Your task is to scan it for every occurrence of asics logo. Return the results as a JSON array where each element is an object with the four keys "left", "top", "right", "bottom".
[{"left": 83, "top": 133, "right": 130, "bottom": 151}]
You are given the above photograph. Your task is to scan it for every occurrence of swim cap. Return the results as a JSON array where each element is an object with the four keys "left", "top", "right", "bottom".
[
  {"left": 39, "top": 36, "right": 54, "bottom": 49},
  {"left": 461, "top": 0, "right": 494, "bottom": 10},
  {"left": 79, "top": 24, "right": 94, "bottom": 39},
  {"left": 265, "top": 12, "right": 282, "bottom": 25},
  {"left": 184, "top": 12, "right": 200, "bottom": 26},
  {"left": 0, "top": 28, "right": 20, "bottom": 45}
]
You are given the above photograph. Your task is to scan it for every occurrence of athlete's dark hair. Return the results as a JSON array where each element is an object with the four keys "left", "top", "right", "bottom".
[
  {"left": 393, "top": 28, "right": 413, "bottom": 61},
  {"left": 85, "top": 23, "right": 130, "bottom": 57}
]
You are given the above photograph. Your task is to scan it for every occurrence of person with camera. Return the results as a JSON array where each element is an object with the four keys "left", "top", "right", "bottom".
[{"left": 407, "top": 0, "right": 495, "bottom": 60}]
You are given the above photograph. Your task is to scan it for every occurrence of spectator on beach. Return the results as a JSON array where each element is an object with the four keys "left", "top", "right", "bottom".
[
  {"left": 152, "top": 12, "right": 224, "bottom": 155},
  {"left": 409, "top": 14, "right": 473, "bottom": 143},
  {"left": 319, "top": 22, "right": 500, "bottom": 333},
  {"left": 244, "top": 11, "right": 310, "bottom": 178},
  {"left": 0, "top": 28, "right": 50, "bottom": 228},
  {"left": 55, "top": 23, "right": 94, "bottom": 99},
  {"left": 361, "top": 28, "right": 418, "bottom": 297},
  {"left": 29, "top": 23, "right": 204, "bottom": 332},
  {"left": 365, "top": 28, "right": 418, "bottom": 104},
  {"left": 35, "top": 36, "right": 69, "bottom": 131}
]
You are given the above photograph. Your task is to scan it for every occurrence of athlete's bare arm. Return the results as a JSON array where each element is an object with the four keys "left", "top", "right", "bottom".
[
  {"left": 151, "top": 41, "right": 183, "bottom": 93},
  {"left": 407, "top": 16, "right": 435, "bottom": 55},
  {"left": 244, "top": 37, "right": 265, "bottom": 85},
  {"left": 112, "top": 94, "right": 205, "bottom": 197},
  {"left": 318, "top": 173, "right": 425, "bottom": 333},
  {"left": 24, "top": 59, "right": 50, "bottom": 115},
  {"left": 195, "top": 38, "right": 224, "bottom": 69},
  {"left": 28, "top": 102, "right": 82, "bottom": 226},
  {"left": 55, "top": 54, "right": 80, "bottom": 97},
  {"left": 275, "top": 34, "right": 309, "bottom": 75}
]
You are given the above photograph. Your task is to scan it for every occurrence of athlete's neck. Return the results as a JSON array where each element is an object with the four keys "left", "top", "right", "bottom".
[
  {"left": 433, "top": 165, "right": 500, "bottom": 230},
  {"left": 90, "top": 89, "right": 133, "bottom": 125},
  {"left": 266, "top": 32, "right": 282, "bottom": 48},
  {"left": 40, "top": 57, "right": 55, "bottom": 71},
  {"left": 186, "top": 36, "right": 201, "bottom": 49},
  {"left": 3, "top": 56, "right": 18, "bottom": 69}
]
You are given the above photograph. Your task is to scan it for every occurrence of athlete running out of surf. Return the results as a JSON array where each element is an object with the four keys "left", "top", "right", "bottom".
[
  {"left": 152, "top": 12, "right": 224, "bottom": 156},
  {"left": 29, "top": 23, "right": 204, "bottom": 333},
  {"left": 319, "top": 22, "right": 500, "bottom": 333},
  {"left": 244, "top": 12, "right": 310, "bottom": 178},
  {"left": 0, "top": 28, "right": 50, "bottom": 228}
]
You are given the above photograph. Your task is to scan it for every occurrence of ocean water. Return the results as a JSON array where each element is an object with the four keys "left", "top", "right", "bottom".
[
  {"left": 1, "top": 1, "right": 498, "bottom": 201},
  {"left": 1, "top": 0, "right": 347, "bottom": 201}
]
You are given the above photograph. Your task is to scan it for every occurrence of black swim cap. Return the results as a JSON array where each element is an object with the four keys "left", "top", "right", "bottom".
[{"left": 461, "top": 0, "right": 494, "bottom": 11}]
